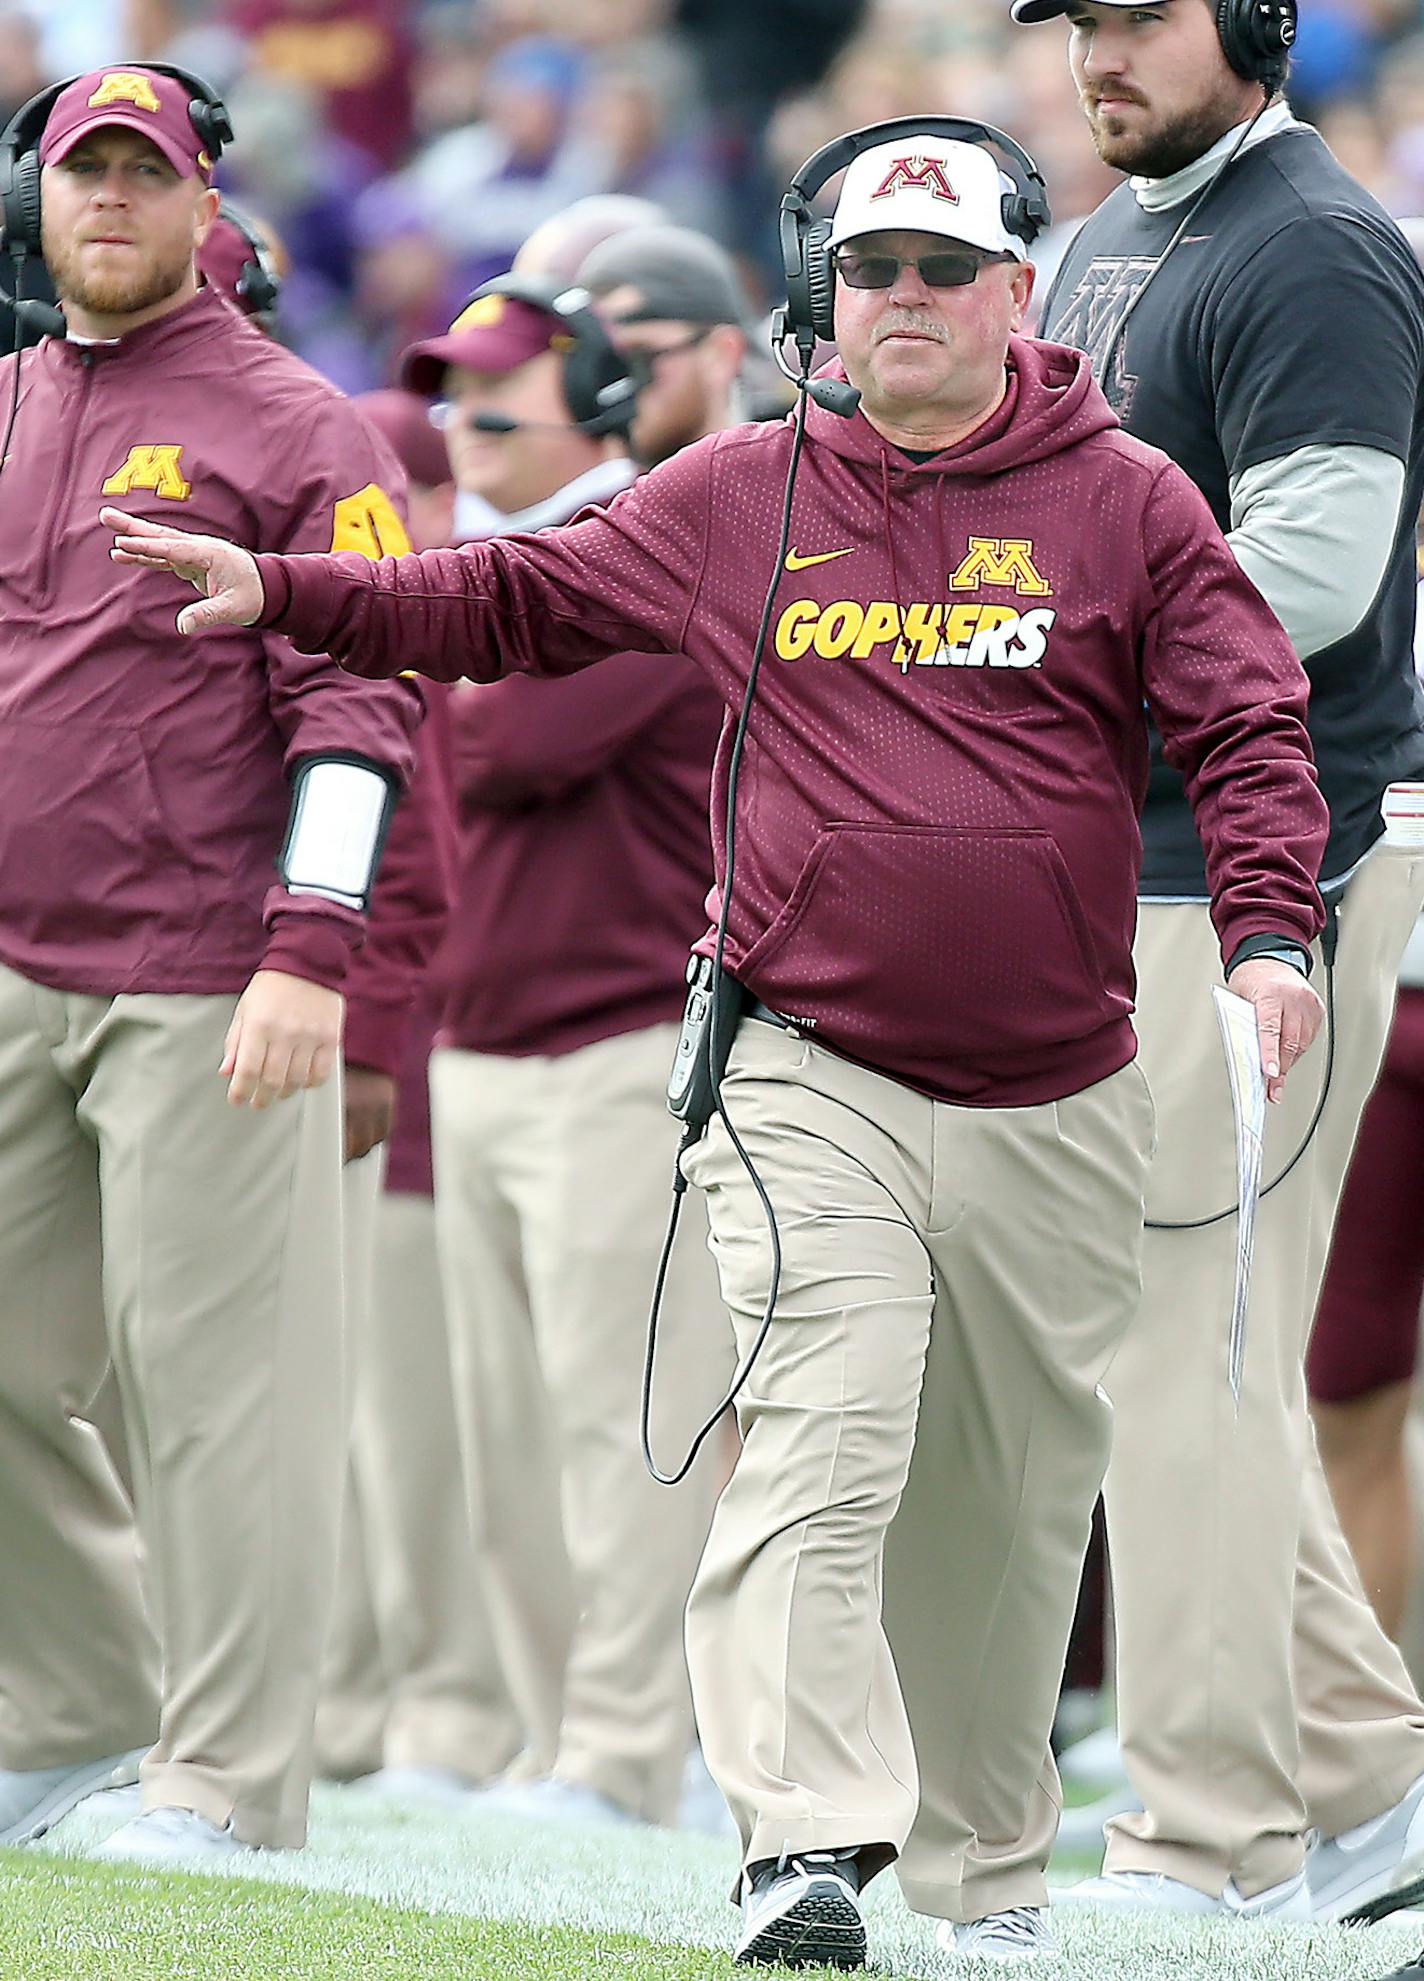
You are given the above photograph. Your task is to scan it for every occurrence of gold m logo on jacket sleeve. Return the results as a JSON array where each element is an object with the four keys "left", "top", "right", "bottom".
[
  {"left": 950, "top": 537, "right": 1053, "bottom": 597},
  {"left": 101, "top": 445, "right": 191, "bottom": 501},
  {"left": 330, "top": 484, "right": 413, "bottom": 560}
]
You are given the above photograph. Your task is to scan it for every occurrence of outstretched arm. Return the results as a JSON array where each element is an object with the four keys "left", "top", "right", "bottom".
[{"left": 102, "top": 433, "right": 719, "bottom": 685}]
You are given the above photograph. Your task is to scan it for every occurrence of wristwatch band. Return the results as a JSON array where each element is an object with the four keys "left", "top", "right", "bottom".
[{"left": 1226, "top": 939, "right": 1312, "bottom": 979}]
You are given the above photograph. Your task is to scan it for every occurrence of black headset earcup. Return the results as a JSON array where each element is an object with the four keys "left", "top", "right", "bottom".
[
  {"left": 1216, "top": 0, "right": 1295, "bottom": 82},
  {"left": 562, "top": 330, "right": 638, "bottom": 434},
  {"left": 780, "top": 204, "right": 836, "bottom": 342},
  {"left": 804, "top": 217, "right": 836, "bottom": 343},
  {"left": 780, "top": 196, "right": 808, "bottom": 342},
  {"left": 235, "top": 259, "right": 279, "bottom": 320},
  {"left": 188, "top": 95, "right": 233, "bottom": 160},
  {"left": 559, "top": 329, "right": 600, "bottom": 429},
  {"left": 1003, "top": 192, "right": 1036, "bottom": 247},
  {"left": 5, "top": 147, "right": 43, "bottom": 257}
]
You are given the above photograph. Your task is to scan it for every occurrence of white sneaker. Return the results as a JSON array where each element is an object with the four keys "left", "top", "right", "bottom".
[
  {"left": 937, "top": 1907, "right": 1056, "bottom": 1962},
  {"left": 735, "top": 1850, "right": 867, "bottom": 1968},
  {"left": 1308, "top": 1770, "right": 1424, "bottom": 1921},
  {"left": 1056, "top": 1867, "right": 1310, "bottom": 1919},
  {"left": 349, "top": 1765, "right": 480, "bottom": 1808},
  {"left": 0, "top": 1749, "right": 147, "bottom": 1846},
  {"left": 96, "top": 1806, "right": 252, "bottom": 1863}
]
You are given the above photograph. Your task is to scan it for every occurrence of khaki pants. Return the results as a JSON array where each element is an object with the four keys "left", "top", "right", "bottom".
[
  {"left": 318, "top": 1153, "right": 518, "bottom": 1782},
  {"left": 1103, "top": 841, "right": 1424, "bottom": 1897},
  {"left": 316, "top": 1148, "right": 388, "bottom": 1781},
  {"left": 0, "top": 964, "right": 345, "bottom": 1847},
  {"left": 681, "top": 1020, "right": 1154, "bottom": 1920},
  {"left": 431, "top": 1022, "right": 731, "bottom": 1824}
]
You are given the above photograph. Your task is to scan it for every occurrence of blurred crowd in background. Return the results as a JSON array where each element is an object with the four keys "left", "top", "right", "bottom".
[{"left": 11, "top": 0, "right": 1424, "bottom": 397}]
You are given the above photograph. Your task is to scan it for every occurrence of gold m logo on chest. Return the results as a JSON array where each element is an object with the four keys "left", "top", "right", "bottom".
[
  {"left": 102, "top": 445, "right": 192, "bottom": 501},
  {"left": 950, "top": 537, "right": 1052, "bottom": 597}
]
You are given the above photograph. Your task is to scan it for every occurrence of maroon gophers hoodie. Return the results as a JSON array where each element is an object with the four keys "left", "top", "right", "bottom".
[{"left": 255, "top": 338, "right": 1328, "bottom": 1107}]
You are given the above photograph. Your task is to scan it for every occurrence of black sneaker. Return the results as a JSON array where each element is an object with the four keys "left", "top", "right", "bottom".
[{"left": 734, "top": 1849, "right": 867, "bottom": 1969}]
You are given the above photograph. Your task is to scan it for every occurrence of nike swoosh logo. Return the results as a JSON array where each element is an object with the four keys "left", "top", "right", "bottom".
[{"left": 785, "top": 546, "right": 854, "bottom": 571}]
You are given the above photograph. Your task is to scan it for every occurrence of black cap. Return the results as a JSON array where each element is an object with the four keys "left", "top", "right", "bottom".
[{"left": 1012, "top": 0, "right": 1142, "bottom": 18}]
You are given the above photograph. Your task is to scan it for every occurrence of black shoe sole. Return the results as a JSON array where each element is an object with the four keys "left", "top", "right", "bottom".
[{"left": 736, "top": 1889, "right": 868, "bottom": 1970}]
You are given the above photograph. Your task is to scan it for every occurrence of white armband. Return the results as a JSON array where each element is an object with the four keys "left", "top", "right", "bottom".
[{"left": 279, "top": 755, "right": 399, "bottom": 913}]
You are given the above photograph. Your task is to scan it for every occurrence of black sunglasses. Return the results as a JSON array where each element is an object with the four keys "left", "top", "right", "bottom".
[{"left": 832, "top": 247, "right": 1012, "bottom": 291}]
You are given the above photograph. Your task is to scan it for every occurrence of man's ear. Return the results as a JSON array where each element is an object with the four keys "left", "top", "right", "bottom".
[
  {"left": 1008, "top": 258, "right": 1036, "bottom": 334},
  {"left": 193, "top": 184, "right": 221, "bottom": 251},
  {"left": 708, "top": 323, "right": 748, "bottom": 386}
]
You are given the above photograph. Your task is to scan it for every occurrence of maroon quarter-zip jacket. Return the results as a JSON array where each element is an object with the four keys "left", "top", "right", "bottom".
[
  {"left": 0, "top": 287, "right": 422, "bottom": 997},
  {"left": 253, "top": 337, "right": 1328, "bottom": 1106}
]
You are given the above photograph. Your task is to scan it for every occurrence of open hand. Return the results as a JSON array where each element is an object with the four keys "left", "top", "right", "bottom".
[{"left": 102, "top": 506, "right": 264, "bottom": 634}]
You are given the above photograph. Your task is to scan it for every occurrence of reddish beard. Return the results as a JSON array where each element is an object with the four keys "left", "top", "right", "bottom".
[{"left": 43, "top": 232, "right": 194, "bottom": 320}]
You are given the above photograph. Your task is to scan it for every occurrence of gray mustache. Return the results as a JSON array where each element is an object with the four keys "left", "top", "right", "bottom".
[{"left": 875, "top": 318, "right": 949, "bottom": 342}]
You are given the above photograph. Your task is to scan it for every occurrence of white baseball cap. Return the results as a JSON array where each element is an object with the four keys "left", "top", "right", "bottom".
[{"left": 826, "top": 138, "right": 1028, "bottom": 257}]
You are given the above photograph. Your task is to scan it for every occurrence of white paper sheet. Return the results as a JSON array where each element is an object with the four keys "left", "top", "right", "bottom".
[{"left": 1211, "top": 986, "right": 1269, "bottom": 1410}]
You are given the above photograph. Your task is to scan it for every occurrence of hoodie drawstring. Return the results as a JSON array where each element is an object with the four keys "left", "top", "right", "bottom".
[{"left": 879, "top": 451, "right": 903, "bottom": 610}]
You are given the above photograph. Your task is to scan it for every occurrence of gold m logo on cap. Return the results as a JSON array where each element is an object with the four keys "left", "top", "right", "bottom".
[
  {"left": 88, "top": 71, "right": 163, "bottom": 114},
  {"left": 950, "top": 537, "right": 1052, "bottom": 597},
  {"left": 450, "top": 295, "right": 505, "bottom": 333},
  {"left": 870, "top": 156, "right": 958, "bottom": 204}
]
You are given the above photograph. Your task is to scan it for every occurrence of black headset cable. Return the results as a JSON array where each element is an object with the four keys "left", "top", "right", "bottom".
[
  {"left": 1146, "top": 902, "right": 1338, "bottom": 1230},
  {"left": 640, "top": 386, "right": 815, "bottom": 1485},
  {"left": 0, "top": 254, "right": 28, "bottom": 488},
  {"left": 1096, "top": 95, "right": 1271, "bottom": 401}
]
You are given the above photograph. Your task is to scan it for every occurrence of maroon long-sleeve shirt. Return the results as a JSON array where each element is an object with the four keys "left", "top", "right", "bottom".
[
  {"left": 344, "top": 686, "right": 456, "bottom": 1077},
  {"left": 433, "top": 654, "right": 721, "bottom": 1059},
  {"left": 253, "top": 337, "right": 1329, "bottom": 1107}
]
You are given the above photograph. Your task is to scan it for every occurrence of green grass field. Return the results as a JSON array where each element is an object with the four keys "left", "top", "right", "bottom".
[{"left": 5, "top": 1782, "right": 1424, "bottom": 1979}]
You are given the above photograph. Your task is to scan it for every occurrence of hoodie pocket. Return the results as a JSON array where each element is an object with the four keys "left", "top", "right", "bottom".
[
  {"left": 740, "top": 822, "right": 1113, "bottom": 1062},
  {"left": 0, "top": 720, "right": 198, "bottom": 971}
]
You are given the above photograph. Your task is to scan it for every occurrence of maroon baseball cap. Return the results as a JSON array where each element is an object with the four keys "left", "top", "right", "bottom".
[
  {"left": 39, "top": 68, "right": 215, "bottom": 181},
  {"left": 399, "top": 292, "right": 571, "bottom": 398}
]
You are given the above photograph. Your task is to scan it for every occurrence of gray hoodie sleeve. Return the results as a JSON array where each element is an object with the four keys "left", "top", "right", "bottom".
[{"left": 1227, "top": 443, "right": 1406, "bottom": 663}]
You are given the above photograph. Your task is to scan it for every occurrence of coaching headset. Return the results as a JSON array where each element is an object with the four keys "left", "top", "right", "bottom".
[
  {"left": 778, "top": 115, "right": 1052, "bottom": 359},
  {"left": 215, "top": 197, "right": 283, "bottom": 326},
  {"left": 1, "top": 63, "right": 233, "bottom": 260},
  {"left": 1216, "top": 0, "right": 1297, "bottom": 88},
  {"left": 460, "top": 272, "right": 641, "bottom": 438},
  {"left": 0, "top": 63, "right": 233, "bottom": 342}
]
